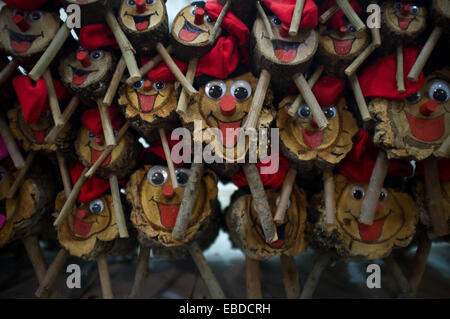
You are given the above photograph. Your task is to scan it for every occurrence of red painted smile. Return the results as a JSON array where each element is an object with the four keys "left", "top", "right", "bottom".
[
  {"left": 332, "top": 38, "right": 355, "bottom": 55},
  {"left": 272, "top": 40, "right": 300, "bottom": 63},
  {"left": 73, "top": 217, "right": 92, "bottom": 236},
  {"left": 398, "top": 17, "right": 412, "bottom": 30},
  {"left": 138, "top": 93, "right": 157, "bottom": 112},
  {"left": 178, "top": 19, "right": 205, "bottom": 42},
  {"left": 90, "top": 148, "right": 111, "bottom": 167},
  {"left": 157, "top": 202, "right": 181, "bottom": 228},
  {"left": 358, "top": 217, "right": 385, "bottom": 242},
  {"left": 218, "top": 119, "right": 242, "bottom": 148},
  {"left": 302, "top": 128, "right": 323, "bottom": 148},
  {"left": 405, "top": 112, "right": 445, "bottom": 142}
]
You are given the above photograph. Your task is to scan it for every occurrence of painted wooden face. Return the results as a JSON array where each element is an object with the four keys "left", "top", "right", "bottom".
[
  {"left": 369, "top": 69, "right": 450, "bottom": 160},
  {"left": 127, "top": 165, "right": 218, "bottom": 247},
  {"left": 319, "top": 22, "right": 368, "bottom": 57},
  {"left": 118, "top": 0, "right": 166, "bottom": 32},
  {"left": 333, "top": 174, "right": 417, "bottom": 259},
  {"left": 382, "top": 1, "right": 426, "bottom": 35},
  {"left": 253, "top": 14, "right": 318, "bottom": 64},
  {"left": 56, "top": 191, "right": 119, "bottom": 258},
  {"left": 171, "top": 4, "right": 220, "bottom": 46},
  {"left": 0, "top": 7, "right": 60, "bottom": 56},
  {"left": 277, "top": 96, "right": 358, "bottom": 164}
]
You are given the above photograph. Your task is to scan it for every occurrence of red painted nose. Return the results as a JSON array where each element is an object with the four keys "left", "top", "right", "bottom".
[
  {"left": 279, "top": 24, "right": 289, "bottom": 38},
  {"left": 219, "top": 95, "right": 236, "bottom": 116},
  {"left": 339, "top": 25, "right": 348, "bottom": 37},
  {"left": 194, "top": 8, "right": 205, "bottom": 25},
  {"left": 162, "top": 184, "right": 174, "bottom": 199},
  {"left": 94, "top": 136, "right": 104, "bottom": 145},
  {"left": 136, "top": 0, "right": 147, "bottom": 13},
  {"left": 77, "top": 51, "right": 91, "bottom": 67},
  {"left": 13, "top": 13, "right": 30, "bottom": 32},
  {"left": 420, "top": 100, "right": 438, "bottom": 116},
  {"left": 76, "top": 210, "right": 88, "bottom": 219},
  {"left": 144, "top": 79, "right": 152, "bottom": 92},
  {"left": 402, "top": 4, "right": 411, "bottom": 16}
]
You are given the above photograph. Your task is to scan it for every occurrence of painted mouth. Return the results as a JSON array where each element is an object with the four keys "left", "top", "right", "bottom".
[
  {"left": 301, "top": 128, "right": 323, "bottom": 148},
  {"left": 397, "top": 17, "right": 412, "bottom": 30},
  {"left": 332, "top": 38, "right": 355, "bottom": 55},
  {"left": 6, "top": 27, "right": 42, "bottom": 53},
  {"left": 156, "top": 202, "right": 181, "bottom": 228},
  {"left": 131, "top": 12, "right": 155, "bottom": 31},
  {"left": 90, "top": 147, "right": 111, "bottom": 167},
  {"left": 358, "top": 217, "right": 386, "bottom": 242},
  {"left": 137, "top": 93, "right": 157, "bottom": 112},
  {"left": 272, "top": 39, "right": 301, "bottom": 63},
  {"left": 70, "top": 65, "right": 95, "bottom": 85},
  {"left": 405, "top": 112, "right": 444, "bottom": 142},
  {"left": 73, "top": 217, "right": 92, "bottom": 236},
  {"left": 178, "top": 19, "right": 206, "bottom": 42},
  {"left": 268, "top": 224, "right": 286, "bottom": 248}
]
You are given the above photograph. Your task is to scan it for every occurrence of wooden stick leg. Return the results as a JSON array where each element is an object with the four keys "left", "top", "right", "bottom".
[
  {"left": 209, "top": 0, "right": 230, "bottom": 43},
  {"left": 176, "top": 57, "right": 198, "bottom": 116},
  {"left": 22, "top": 236, "right": 48, "bottom": 284},
  {"left": 97, "top": 99, "right": 117, "bottom": 147},
  {"left": 360, "top": 151, "right": 390, "bottom": 225},
  {"left": 109, "top": 175, "right": 129, "bottom": 238},
  {"left": 336, "top": 0, "right": 366, "bottom": 31},
  {"left": 345, "top": 43, "right": 376, "bottom": 77},
  {"left": 348, "top": 74, "right": 371, "bottom": 121},
  {"left": 409, "top": 230, "right": 431, "bottom": 295},
  {"left": 435, "top": 135, "right": 450, "bottom": 158},
  {"left": 56, "top": 151, "right": 72, "bottom": 198},
  {"left": 158, "top": 128, "right": 178, "bottom": 188},
  {"left": 300, "top": 253, "right": 331, "bottom": 299},
  {"left": 188, "top": 242, "right": 226, "bottom": 299},
  {"left": 319, "top": 4, "right": 339, "bottom": 24},
  {"left": 370, "top": 27, "right": 382, "bottom": 48},
  {"left": 103, "top": 56, "right": 126, "bottom": 107},
  {"left": 43, "top": 70, "right": 64, "bottom": 127},
  {"left": 129, "top": 246, "right": 151, "bottom": 299},
  {"left": 172, "top": 163, "right": 203, "bottom": 241},
  {"left": 35, "top": 249, "right": 69, "bottom": 298},
  {"left": 396, "top": 45, "right": 406, "bottom": 93},
  {"left": 0, "top": 59, "right": 18, "bottom": 86},
  {"left": 244, "top": 69, "right": 271, "bottom": 130},
  {"left": 0, "top": 114, "right": 25, "bottom": 169},
  {"left": 386, "top": 255, "right": 414, "bottom": 298},
  {"left": 289, "top": 0, "right": 306, "bottom": 36},
  {"left": 323, "top": 168, "right": 336, "bottom": 227},
  {"left": 280, "top": 255, "right": 300, "bottom": 299},
  {"left": 256, "top": 1, "right": 274, "bottom": 40},
  {"left": 45, "top": 96, "right": 80, "bottom": 145},
  {"left": 273, "top": 168, "right": 297, "bottom": 225},
  {"left": 243, "top": 164, "right": 278, "bottom": 243},
  {"left": 246, "top": 256, "right": 262, "bottom": 299},
  {"left": 7, "top": 151, "right": 36, "bottom": 199},
  {"left": 97, "top": 254, "right": 114, "bottom": 299}
]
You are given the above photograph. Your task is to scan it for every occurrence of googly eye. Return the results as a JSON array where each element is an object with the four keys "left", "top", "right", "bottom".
[
  {"left": 270, "top": 15, "right": 282, "bottom": 27},
  {"left": 153, "top": 82, "right": 166, "bottom": 91},
  {"left": 405, "top": 91, "right": 421, "bottom": 104},
  {"left": 297, "top": 104, "right": 312, "bottom": 119},
  {"left": 276, "top": 196, "right": 291, "bottom": 210},
  {"left": 323, "top": 106, "right": 337, "bottom": 119},
  {"left": 379, "top": 188, "right": 388, "bottom": 202},
  {"left": 189, "top": 6, "right": 197, "bottom": 16},
  {"left": 147, "top": 165, "right": 168, "bottom": 186},
  {"left": 175, "top": 168, "right": 190, "bottom": 186},
  {"left": 205, "top": 80, "right": 226, "bottom": 100},
  {"left": 87, "top": 131, "right": 96, "bottom": 139},
  {"left": 146, "top": 0, "right": 155, "bottom": 4},
  {"left": 89, "top": 199, "right": 104, "bottom": 214},
  {"left": 29, "top": 10, "right": 43, "bottom": 22},
  {"left": 89, "top": 50, "right": 104, "bottom": 61},
  {"left": 230, "top": 80, "right": 252, "bottom": 102},
  {"left": 350, "top": 185, "right": 365, "bottom": 200},
  {"left": 127, "top": 0, "right": 136, "bottom": 7},
  {"left": 410, "top": 5, "right": 419, "bottom": 15},
  {"left": 133, "top": 80, "right": 144, "bottom": 90},
  {"left": 394, "top": 2, "right": 403, "bottom": 10},
  {"left": 347, "top": 24, "right": 357, "bottom": 33},
  {"left": 428, "top": 80, "right": 449, "bottom": 104},
  {"left": 0, "top": 166, "right": 7, "bottom": 184},
  {"left": 205, "top": 14, "right": 214, "bottom": 24}
]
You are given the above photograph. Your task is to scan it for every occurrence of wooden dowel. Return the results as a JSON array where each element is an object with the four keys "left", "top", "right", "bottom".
[
  {"left": 109, "top": 175, "right": 129, "bottom": 238},
  {"left": 0, "top": 59, "right": 18, "bottom": 86},
  {"left": 280, "top": 254, "right": 300, "bottom": 299},
  {"left": 370, "top": 26, "right": 382, "bottom": 48},
  {"left": 319, "top": 4, "right": 339, "bottom": 24},
  {"left": 104, "top": 9, "right": 141, "bottom": 83},
  {"left": 348, "top": 73, "right": 371, "bottom": 121},
  {"left": 176, "top": 57, "right": 198, "bottom": 116},
  {"left": 246, "top": 257, "right": 262, "bottom": 299},
  {"left": 336, "top": 0, "right": 366, "bottom": 32},
  {"left": 0, "top": 114, "right": 25, "bottom": 169},
  {"left": 56, "top": 151, "right": 72, "bottom": 198},
  {"left": 28, "top": 24, "right": 71, "bottom": 81},
  {"left": 244, "top": 69, "right": 271, "bottom": 130},
  {"left": 423, "top": 158, "right": 449, "bottom": 236},
  {"left": 172, "top": 163, "right": 203, "bottom": 241},
  {"left": 7, "top": 151, "right": 35, "bottom": 199},
  {"left": 435, "top": 135, "right": 450, "bottom": 158},
  {"left": 386, "top": 255, "right": 414, "bottom": 298},
  {"left": 129, "top": 246, "right": 150, "bottom": 299},
  {"left": 300, "top": 252, "right": 331, "bottom": 299},
  {"left": 323, "top": 168, "right": 336, "bottom": 226},
  {"left": 97, "top": 99, "right": 117, "bottom": 147},
  {"left": 243, "top": 164, "right": 278, "bottom": 243},
  {"left": 97, "top": 254, "right": 114, "bottom": 299},
  {"left": 209, "top": 0, "right": 230, "bottom": 44},
  {"left": 256, "top": 1, "right": 274, "bottom": 40},
  {"left": 289, "top": 0, "right": 305, "bottom": 37},
  {"left": 35, "top": 249, "right": 69, "bottom": 298},
  {"left": 43, "top": 70, "right": 64, "bottom": 128},
  {"left": 345, "top": 43, "right": 376, "bottom": 77},
  {"left": 396, "top": 45, "right": 405, "bottom": 93},
  {"left": 53, "top": 167, "right": 89, "bottom": 227},
  {"left": 22, "top": 236, "right": 48, "bottom": 284},
  {"left": 359, "top": 151, "right": 389, "bottom": 225},
  {"left": 103, "top": 56, "right": 126, "bottom": 107},
  {"left": 156, "top": 43, "right": 197, "bottom": 97},
  {"left": 409, "top": 230, "right": 431, "bottom": 295},
  {"left": 273, "top": 168, "right": 296, "bottom": 225},
  {"left": 45, "top": 96, "right": 80, "bottom": 145},
  {"left": 188, "top": 242, "right": 226, "bottom": 299},
  {"left": 293, "top": 73, "right": 328, "bottom": 130},
  {"left": 408, "top": 26, "right": 442, "bottom": 82},
  {"left": 288, "top": 65, "right": 324, "bottom": 117},
  {"left": 159, "top": 128, "right": 178, "bottom": 188}
]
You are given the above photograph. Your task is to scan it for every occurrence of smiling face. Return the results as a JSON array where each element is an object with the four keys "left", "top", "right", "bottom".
[
  {"left": 0, "top": 7, "right": 60, "bottom": 57},
  {"left": 278, "top": 96, "right": 358, "bottom": 165},
  {"left": 382, "top": 1, "right": 426, "bottom": 39},
  {"left": 318, "top": 22, "right": 369, "bottom": 58},
  {"left": 370, "top": 68, "right": 450, "bottom": 160},
  {"left": 127, "top": 165, "right": 218, "bottom": 247},
  {"left": 118, "top": 0, "right": 165, "bottom": 32}
]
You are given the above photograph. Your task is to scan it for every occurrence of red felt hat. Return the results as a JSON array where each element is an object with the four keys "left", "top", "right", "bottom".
[
  {"left": 3, "top": 0, "right": 47, "bottom": 11},
  {"left": 339, "top": 130, "right": 413, "bottom": 183},
  {"left": 13, "top": 75, "right": 69, "bottom": 125},
  {"left": 231, "top": 154, "right": 289, "bottom": 189},
  {"left": 140, "top": 57, "right": 188, "bottom": 82},
  {"left": 417, "top": 158, "right": 450, "bottom": 182},
  {"left": 141, "top": 132, "right": 190, "bottom": 168},
  {"left": 261, "top": 0, "right": 318, "bottom": 30},
  {"left": 312, "top": 76, "right": 346, "bottom": 107},
  {"left": 70, "top": 161, "right": 110, "bottom": 203},
  {"left": 79, "top": 24, "right": 118, "bottom": 51},
  {"left": 359, "top": 46, "right": 425, "bottom": 100},
  {"left": 80, "top": 106, "right": 124, "bottom": 136},
  {"left": 319, "top": 0, "right": 363, "bottom": 30}
]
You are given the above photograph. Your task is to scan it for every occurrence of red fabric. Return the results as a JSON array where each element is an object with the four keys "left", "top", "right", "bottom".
[
  {"left": 339, "top": 130, "right": 413, "bottom": 183},
  {"left": 417, "top": 159, "right": 450, "bottom": 182},
  {"left": 261, "top": 0, "right": 318, "bottom": 29},
  {"left": 319, "top": 0, "right": 363, "bottom": 30},
  {"left": 80, "top": 107, "right": 124, "bottom": 136},
  {"left": 79, "top": 24, "right": 118, "bottom": 51},
  {"left": 312, "top": 76, "right": 346, "bottom": 107},
  {"left": 231, "top": 155, "right": 289, "bottom": 189},
  {"left": 142, "top": 132, "right": 188, "bottom": 168},
  {"left": 141, "top": 57, "right": 187, "bottom": 82},
  {"left": 69, "top": 161, "right": 110, "bottom": 203},
  {"left": 3, "top": 0, "right": 47, "bottom": 11},
  {"left": 359, "top": 46, "right": 424, "bottom": 100},
  {"left": 13, "top": 75, "right": 69, "bottom": 125}
]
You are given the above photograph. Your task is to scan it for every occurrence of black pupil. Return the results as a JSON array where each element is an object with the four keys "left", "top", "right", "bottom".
[
  {"left": 88, "top": 131, "right": 95, "bottom": 138},
  {"left": 349, "top": 26, "right": 356, "bottom": 32},
  {"left": 91, "top": 203, "right": 101, "bottom": 213},
  {"left": 433, "top": 89, "right": 447, "bottom": 103},
  {"left": 273, "top": 17, "right": 281, "bottom": 25},
  {"left": 379, "top": 192, "right": 386, "bottom": 201},
  {"left": 353, "top": 190, "right": 363, "bottom": 200},
  {"left": 93, "top": 52, "right": 100, "bottom": 59},
  {"left": 146, "top": 0, "right": 152, "bottom": 4},
  {"left": 152, "top": 172, "right": 164, "bottom": 185},
  {"left": 206, "top": 16, "right": 213, "bottom": 23},
  {"left": 155, "top": 82, "right": 164, "bottom": 90},
  {"left": 177, "top": 172, "right": 188, "bottom": 185},
  {"left": 325, "top": 109, "right": 335, "bottom": 118},
  {"left": 32, "top": 13, "right": 40, "bottom": 20},
  {"left": 234, "top": 87, "right": 248, "bottom": 100},
  {"left": 406, "top": 92, "right": 420, "bottom": 102},
  {"left": 134, "top": 81, "right": 143, "bottom": 89},
  {"left": 300, "top": 107, "right": 310, "bottom": 117},
  {"left": 209, "top": 85, "right": 223, "bottom": 99},
  {"left": 130, "top": 0, "right": 135, "bottom": 5}
]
